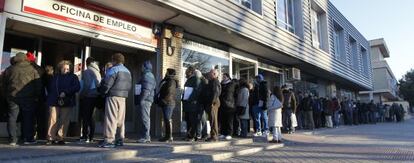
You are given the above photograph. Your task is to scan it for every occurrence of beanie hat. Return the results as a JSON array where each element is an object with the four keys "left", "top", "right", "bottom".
[
  {"left": 167, "top": 68, "right": 176, "bottom": 76},
  {"left": 26, "top": 52, "right": 36, "bottom": 63},
  {"left": 143, "top": 60, "right": 152, "bottom": 70},
  {"left": 257, "top": 74, "right": 264, "bottom": 81}
]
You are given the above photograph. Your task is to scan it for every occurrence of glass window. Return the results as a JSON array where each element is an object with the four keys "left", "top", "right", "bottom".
[
  {"left": 349, "top": 37, "right": 359, "bottom": 70},
  {"left": 334, "top": 30, "right": 341, "bottom": 60},
  {"left": 181, "top": 48, "right": 229, "bottom": 75},
  {"left": 361, "top": 47, "right": 369, "bottom": 76},
  {"left": 276, "top": 0, "right": 295, "bottom": 33},
  {"left": 233, "top": 0, "right": 262, "bottom": 14}
]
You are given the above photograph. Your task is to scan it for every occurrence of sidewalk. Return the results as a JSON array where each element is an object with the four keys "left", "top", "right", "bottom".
[{"left": 0, "top": 137, "right": 283, "bottom": 163}]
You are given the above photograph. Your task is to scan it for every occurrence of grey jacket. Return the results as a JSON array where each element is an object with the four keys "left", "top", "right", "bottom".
[
  {"left": 80, "top": 63, "right": 101, "bottom": 97},
  {"left": 237, "top": 87, "right": 250, "bottom": 120}
]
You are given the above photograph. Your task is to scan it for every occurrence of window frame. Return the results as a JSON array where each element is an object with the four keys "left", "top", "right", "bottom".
[
  {"left": 231, "top": 0, "right": 263, "bottom": 16},
  {"left": 276, "top": 0, "right": 296, "bottom": 33}
]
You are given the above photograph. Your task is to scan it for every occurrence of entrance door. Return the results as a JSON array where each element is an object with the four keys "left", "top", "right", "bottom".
[{"left": 232, "top": 58, "right": 256, "bottom": 82}]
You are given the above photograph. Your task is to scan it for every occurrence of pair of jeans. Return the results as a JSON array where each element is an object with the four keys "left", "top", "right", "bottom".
[
  {"left": 80, "top": 97, "right": 97, "bottom": 140},
  {"left": 137, "top": 101, "right": 153, "bottom": 140},
  {"left": 253, "top": 105, "right": 268, "bottom": 133},
  {"left": 197, "top": 110, "right": 208, "bottom": 138},
  {"left": 333, "top": 111, "right": 340, "bottom": 127},
  {"left": 239, "top": 119, "right": 249, "bottom": 137},
  {"left": 8, "top": 98, "right": 36, "bottom": 142},
  {"left": 282, "top": 109, "right": 293, "bottom": 132},
  {"left": 162, "top": 105, "right": 175, "bottom": 121}
]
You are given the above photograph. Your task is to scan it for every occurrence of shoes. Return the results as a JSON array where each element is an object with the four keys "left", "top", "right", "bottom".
[
  {"left": 159, "top": 137, "right": 173, "bottom": 143},
  {"left": 9, "top": 141, "right": 17, "bottom": 146},
  {"left": 115, "top": 139, "right": 124, "bottom": 146},
  {"left": 206, "top": 137, "right": 218, "bottom": 142},
  {"left": 263, "top": 131, "right": 270, "bottom": 137},
  {"left": 137, "top": 138, "right": 151, "bottom": 143},
  {"left": 185, "top": 137, "right": 195, "bottom": 142},
  {"left": 219, "top": 135, "right": 226, "bottom": 139},
  {"left": 57, "top": 141, "right": 66, "bottom": 145},
  {"left": 225, "top": 135, "right": 232, "bottom": 140},
  {"left": 46, "top": 140, "right": 54, "bottom": 145},
  {"left": 98, "top": 142, "right": 116, "bottom": 148},
  {"left": 253, "top": 132, "right": 263, "bottom": 137},
  {"left": 269, "top": 139, "right": 278, "bottom": 143},
  {"left": 23, "top": 140, "right": 37, "bottom": 145}
]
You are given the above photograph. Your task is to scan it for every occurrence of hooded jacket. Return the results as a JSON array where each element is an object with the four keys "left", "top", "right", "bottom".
[
  {"left": 182, "top": 73, "right": 202, "bottom": 112},
  {"left": 3, "top": 53, "right": 42, "bottom": 100},
  {"left": 137, "top": 61, "right": 156, "bottom": 103},
  {"left": 80, "top": 62, "right": 102, "bottom": 98},
  {"left": 220, "top": 79, "right": 236, "bottom": 111},
  {"left": 99, "top": 63, "right": 132, "bottom": 98}
]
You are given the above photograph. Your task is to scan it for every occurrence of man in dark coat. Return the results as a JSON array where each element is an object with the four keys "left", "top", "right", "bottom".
[
  {"left": 251, "top": 74, "right": 269, "bottom": 136},
  {"left": 182, "top": 66, "right": 202, "bottom": 141},
  {"left": 203, "top": 69, "right": 221, "bottom": 141},
  {"left": 157, "top": 68, "right": 178, "bottom": 142},
  {"left": 3, "top": 52, "right": 42, "bottom": 145},
  {"left": 218, "top": 73, "right": 236, "bottom": 140},
  {"left": 282, "top": 85, "right": 297, "bottom": 134}
]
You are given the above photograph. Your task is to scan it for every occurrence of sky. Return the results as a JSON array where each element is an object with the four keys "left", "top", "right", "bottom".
[{"left": 330, "top": 0, "right": 414, "bottom": 80}]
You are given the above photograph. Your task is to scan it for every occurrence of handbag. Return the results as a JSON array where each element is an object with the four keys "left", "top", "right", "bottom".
[{"left": 291, "top": 113, "right": 298, "bottom": 127}]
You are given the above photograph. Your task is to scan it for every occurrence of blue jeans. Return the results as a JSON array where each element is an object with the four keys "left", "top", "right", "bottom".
[
  {"left": 253, "top": 105, "right": 268, "bottom": 133},
  {"left": 162, "top": 105, "right": 175, "bottom": 121},
  {"left": 137, "top": 101, "right": 152, "bottom": 140},
  {"left": 333, "top": 111, "right": 340, "bottom": 127}
]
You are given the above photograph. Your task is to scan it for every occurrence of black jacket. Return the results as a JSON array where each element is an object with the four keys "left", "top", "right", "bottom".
[
  {"left": 182, "top": 75, "right": 202, "bottom": 112},
  {"left": 157, "top": 75, "right": 178, "bottom": 107},
  {"left": 219, "top": 80, "right": 236, "bottom": 111},
  {"left": 201, "top": 78, "right": 221, "bottom": 106},
  {"left": 251, "top": 81, "right": 268, "bottom": 106}
]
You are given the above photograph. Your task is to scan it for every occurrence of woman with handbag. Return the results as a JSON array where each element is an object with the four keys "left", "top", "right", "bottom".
[
  {"left": 46, "top": 60, "right": 80, "bottom": 145},
  {"left": 267, "top": 86, "right": 284, "bottom": 143},
  {"left": 236, "top": 79, "right": 250, "bottom": 138}
]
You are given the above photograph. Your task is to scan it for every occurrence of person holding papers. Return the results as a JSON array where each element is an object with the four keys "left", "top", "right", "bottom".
[{"left": 182, "top": 66, "right": 202, "bottom": 142}]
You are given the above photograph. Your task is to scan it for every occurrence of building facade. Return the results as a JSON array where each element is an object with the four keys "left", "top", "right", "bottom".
[
  {"left": 360, "top": 38, "right": 398, "bottom": 103},
  {"left": 0, "top": 0, "right": 373, "bottom": 136}
]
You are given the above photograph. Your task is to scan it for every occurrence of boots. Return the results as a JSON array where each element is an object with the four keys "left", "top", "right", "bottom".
[{"left": 159, "top": 120, "right": 173, "bottom": 142}]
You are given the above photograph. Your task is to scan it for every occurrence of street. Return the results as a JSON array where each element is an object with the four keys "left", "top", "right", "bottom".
[{"left": 225, "top": 117, "right": 414, "bottom": 163}]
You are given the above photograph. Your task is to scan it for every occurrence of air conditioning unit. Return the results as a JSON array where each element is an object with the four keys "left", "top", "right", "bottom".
[{"left": 288, "top": 67, "right": 301, "bottom": 81}]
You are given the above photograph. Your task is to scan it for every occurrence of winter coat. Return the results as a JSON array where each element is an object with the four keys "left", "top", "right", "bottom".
[
  {"left": 99, "top": 64, "right": 132, "bottom": 98},
  {"left": 3, "top": 60, "right": 42, "bottom": 100},
  {"left": 267, "top": 94, "right": 283, "bottom": 127},
  {"left": 313, "top": 99, "right": 323, "bottom": 112},
  {"left": 157, "top": 75, "right": 178, "bottom": 107},
  {"left": 182, "top": 75, "right": 202, "bottom": 112},
  {"left": 201, "top": 78, "right": 221, "bottom": 106},
  {"left": 80, "top": 63, "right": 101, "bottom": 98},
  {"left": 329, "top": 98, "right": 341, "bottom": 112},
  {"left": 301, "top": 96, "right": 313, "bottom": 111},
  {"left": 219, "top": 79, "right": 236, "bottom": 112},
  {"left": 46, "top": 73, "right": 80, "bottom": 107},
  {"left": 251, "top": 81, "right": 269, "bottom": 107},
  {"left": 237, "top": 87, "right": 250, "bottom": 120},
  {"left": 282, "top": 90, "right": 297, "bottom": 112},
  {"left": 137, "top": 69, "right": 156, "bottom": 104}
]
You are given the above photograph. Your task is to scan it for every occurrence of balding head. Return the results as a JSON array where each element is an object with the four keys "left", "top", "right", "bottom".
[{"left": 209, "top": 69, "right": 218, "bottom": 79}]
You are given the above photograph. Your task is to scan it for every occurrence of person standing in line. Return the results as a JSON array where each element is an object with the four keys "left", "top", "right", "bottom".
[
  {"left": 195, "top": 70, "right": 209, "bottom": 141},
  {"left": 98, "top": 53, "right": 131, "bottom": 148},
  {"left": 203, "top": 69, "right": 221, "bottom": 142},
  {"left": 3, "top": 53, "right": 41, "bottom": 145},
  {"left": 182, "top": 67, "right": 202, "bottom": 141},
  {"left": 323, "top": 97, "right": 333, "bottom": 128},
  {"left": 156, "top": 68, "right": 178, "bottom": 142},
  {"left": 78, "top": 57, "right": 101, "bottom": 143},
  {"left": 281, "top": 85, "right": 297, "bottom": 134},
  {"left": 251, "top": 75, "right": 269, "bottom": 136},
  {"left": 218, "top": 73, "right": 236, "bottom": 140},
  {"left": 295, "top": 91, "right": 304, "bottom": 130},
  {"left": 267, "top": 86, "right": 283, "bottom": 143},
  {"left": 313, "top": 95, "right": 323, "bottom": 129},
  {"left": 136, "top": 61, "right": 156, "bottom": 143},
  {"left": 236, "top": 79, "right": 250, "bottom": 138},
  {"left": 46, "top": 60, "right": 80, "bottom": 145},
  {"left": 302, "top": 93, "right": 314, "bottom": 130},
  {"left": 331, "top": 97, "right": 341, "bottom": 128}
]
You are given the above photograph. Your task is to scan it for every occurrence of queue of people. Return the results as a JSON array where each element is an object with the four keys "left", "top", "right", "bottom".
[{"left": 0, "top": 52, "right": 407, "bottom": 148}]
